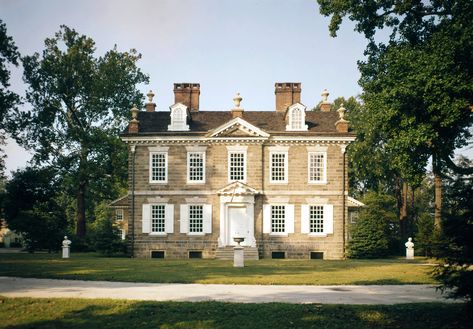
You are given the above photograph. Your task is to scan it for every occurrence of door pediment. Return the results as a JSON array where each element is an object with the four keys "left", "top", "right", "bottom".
[{"left": 217, "top": 181, "right": 261, "bottom": 196}]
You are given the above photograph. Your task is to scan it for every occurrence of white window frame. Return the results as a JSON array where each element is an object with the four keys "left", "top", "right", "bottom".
[
  {"left": 308, "top": 151, "right": 327, "bottom": 184},
  {"left": 227, "top": 146, "right": 247, "bottom": 183},
  {"left": 187, "top": 151, "right": 206, "bottom": 184},
  {"left": 180, "top": 203, "right": 212, "bottom": 236},
  {"left": 285, "top": 103, "right": 308, "bottom": 131},
  {"left": 168, "top": 103, "right": 189, "bottom": 131},
  {"left": 301, "top": 204, "right": 333, "bottom": 237},
  {"left": 142, "top": 203, "right": 174, "bottom": 236},
  {"left": 269, "top": 148, "right": 289, "bottom": 184},
  {"left": 149, "top": 147, "right": 169, "bottom": 184},
  {"left": 262, "top": 204, "right": 295, "bottom": 236},
  {"left": 115, "top": 209, "right": 124, "bottom": 221}
]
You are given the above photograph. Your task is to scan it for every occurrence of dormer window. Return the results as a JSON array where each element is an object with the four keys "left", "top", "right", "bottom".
[
  {"left": 168, "top": 103, "right": 189, "bottom": 131},
  {"left": 286, "top": 103, "right": 308, "bottom": 131}
]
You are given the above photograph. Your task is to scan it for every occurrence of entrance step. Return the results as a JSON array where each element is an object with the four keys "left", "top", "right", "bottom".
[{"left": 215, "top": 246, "right": 259, "bottom": 260}]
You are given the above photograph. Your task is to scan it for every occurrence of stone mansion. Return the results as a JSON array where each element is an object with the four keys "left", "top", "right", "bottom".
[{"left": 114, "top": 82, "right": 361, "bottom": 259}]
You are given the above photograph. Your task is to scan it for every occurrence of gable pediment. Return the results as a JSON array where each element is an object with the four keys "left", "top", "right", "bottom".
[
  {"left": 217, "top": 181, "right": 261, "bottom": 195},
  {"left": 208, "top": 117, "right": 270, "bottom": 138}
]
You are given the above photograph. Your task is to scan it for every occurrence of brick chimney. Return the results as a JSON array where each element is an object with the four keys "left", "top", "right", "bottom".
[
  {"left": 173, "top": 83, "right": 200, "bottom": 112},
  {"left": 145, "top": 90, "right": 156, "bottom": 112},
  {"left": 275, "top": 82, "right": 301, "bottom": 112}
]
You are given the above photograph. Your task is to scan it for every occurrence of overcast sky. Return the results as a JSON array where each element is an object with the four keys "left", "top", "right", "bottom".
[{"left": 5, "top": 0, "right": 466, "bottom": 175}]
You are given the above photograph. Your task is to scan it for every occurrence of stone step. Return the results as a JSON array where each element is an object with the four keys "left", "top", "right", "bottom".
[{"left": 215, "top": 246, "right": 259, "bottom": 260}]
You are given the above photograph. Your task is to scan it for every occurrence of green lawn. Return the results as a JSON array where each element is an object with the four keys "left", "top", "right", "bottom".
[
  {"left": 0, "top": 253, "right": 436, "bottom": 285},
  {"left": 0, "top": 297, "right": 471, "bottom": 329}
]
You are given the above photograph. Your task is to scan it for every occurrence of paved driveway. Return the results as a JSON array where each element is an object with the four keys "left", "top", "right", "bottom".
[{"left": 0, "top": 276, "right": 462, "bottom": 304}]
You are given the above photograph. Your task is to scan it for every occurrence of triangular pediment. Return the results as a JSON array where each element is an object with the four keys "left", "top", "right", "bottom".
[
  {"left": 217, "top": 181, "right": 261, "bottom": 195},
  {"left": 208, "top": 117, "right": 270, "bottom": 138}
]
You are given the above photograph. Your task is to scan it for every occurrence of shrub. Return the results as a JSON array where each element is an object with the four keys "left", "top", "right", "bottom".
[
  {"left": 348, "top": 191, "right": 399, "bottom": 258},
  {"left": 89, "top": 202, "right": 125, "bottom": 256}
]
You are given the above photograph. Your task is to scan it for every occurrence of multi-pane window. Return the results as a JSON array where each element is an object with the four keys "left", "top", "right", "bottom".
[
  {"left": 151, "top": 205, "right": 165, "bottom": 233},
  {"left": 189, "top": 205, "right": 203, "bottom": 233},
  {"left": 309, "top": 206, "right": 324, "bottom": 233},
  {"left": 271, "top": 205, "right": 286, "bottom": 233},
  {"left": 271, "top": 152, "right": 287, "bottom": 182},
  {"left": 309, "top": 152, "right": 326, "bottom": 182},
  {"left": 151, "top": 152, "right": 167, "bottom": 182},
  {"left": 188, "top": 152, "right": 205, "bottom": 182},
  {"left": 229, "top": 152, "right": 245, "bottom": 181},
  {"left": 115, "top": 209, "right": 123, "bottom": 221},
  {"left": 291, "top": 108, "right": 302, "bottom": 130}
]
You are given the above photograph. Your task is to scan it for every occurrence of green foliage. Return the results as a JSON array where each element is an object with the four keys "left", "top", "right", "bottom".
[
  {"left": 89, "top": 202, "right": 125, "bottom": 256},
  {"left": 4, "top": 166, "right": 69, "bottom": 251},
  {"left": 414, "top": 212, "right": 435, "bottom": 257},
  {"left": 348, "top": 192, "right": 400, "bottom": 258},
  {"left": 433, "top": 157, "right": 473, "bottom": 303},
  {"left": 0, "top": 19, "right": 20, "bottom": 177},
  {"left": 11, "top": 25, "right": 148, "bottom": 237}
]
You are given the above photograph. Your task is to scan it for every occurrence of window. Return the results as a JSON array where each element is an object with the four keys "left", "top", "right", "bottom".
[
  {"left": 271, "top": 205, "right": 286, "bottom": 233},
  {"left": 301, "top": 204, "right": 333, "bottom": 236},
  {"left": 270, "top": 152, "right": 288, "bottom": 183},
  {"left": 150, "top": 152, "right": 167, "bottom": 183},
  {"left": 151, "top": 205, "right": 166, "bottom": 233},
  {"left": 115, "top": 209, "right": 124, "bottom": 221},
  {"left": 262, "top": 204, "right": 294, "bottom": 235},
  {"left": 229, "top": 152, "right": 246, "bottom": 182},
  {"left": 309, "top": 205, "right": 324, "bottom": 233},
  {"left": 189, "top": 205, "right": 204, "bottom": 233},
  {"left": 187, "top": 152, "right": 205, "bottom": 183},
  {"left": 291, "top": 108, "right": 302, "bottom": 130},
  {"left": 308, "top": 152, "right": 326, "bottom": 183},
  {"left": 168, "top": 103, "right": 189, "bottom": 131}
]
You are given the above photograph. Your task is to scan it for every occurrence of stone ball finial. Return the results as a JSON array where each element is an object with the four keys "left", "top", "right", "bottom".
[
  {"left": 321, "top": 89, "right": 329, "bottom": 102},
  {"left": 337, "top": 103, "right": 347, "bottom": 121},
  {"left": 130, "top": 105, "right": 139, "bottom": 119},
  {"left": 147, "top": 90, "right": 155, "bottom": 103},
  {"left": 233, "top": 93, "right": 242, "bottom": 108}
]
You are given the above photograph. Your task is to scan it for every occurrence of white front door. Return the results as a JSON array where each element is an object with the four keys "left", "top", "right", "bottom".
[{"left": 228, "top": 206, "right": 249, "bottom": 246}]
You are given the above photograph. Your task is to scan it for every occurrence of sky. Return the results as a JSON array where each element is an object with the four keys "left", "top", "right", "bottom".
[{"left": 2, "top": 0, "right": 469, "bottom": 175}]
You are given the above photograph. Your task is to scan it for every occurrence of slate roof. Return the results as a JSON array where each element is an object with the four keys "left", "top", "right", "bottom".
[{"left": 122, "top": 110, "right": 354, "bottom": 136}]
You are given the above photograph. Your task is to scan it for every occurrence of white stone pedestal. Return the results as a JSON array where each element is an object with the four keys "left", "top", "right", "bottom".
[
  {"left": 234, "top": 246, "right": 244, "bottom": 267},
  {"left": 406, "top": 248, "right": 414, "bottom": 260},
  {"left": 62, "top": 246, "right": 70, "bottom": 259}
]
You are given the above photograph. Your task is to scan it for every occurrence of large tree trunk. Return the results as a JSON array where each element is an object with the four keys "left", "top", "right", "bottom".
[
  {"left": 433, "top": 153, "right": 442, "bottom": 232},
  {"left": 76, "top": 147, "right": 89, "bottom": 238},
  {"left": 400, "top": 181, "right": 408, "bottom": 242}
]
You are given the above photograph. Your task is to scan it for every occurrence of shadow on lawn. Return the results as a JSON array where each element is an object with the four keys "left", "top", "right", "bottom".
[{"left": 4, "top": 299, "right": 472, "bottom": 329}]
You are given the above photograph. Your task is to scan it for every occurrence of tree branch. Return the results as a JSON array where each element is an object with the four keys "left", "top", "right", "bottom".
[{"left": 442, "top": 155, "right": 473, "bottom": 175}]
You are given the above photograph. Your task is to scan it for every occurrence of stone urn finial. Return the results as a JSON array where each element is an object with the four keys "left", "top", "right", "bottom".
[
  {"left": 233, "top": 93, "right": 242, "bottom": 108},
  {"left": 147, "top": 90, "right": 155, "bottom": 103},
  {"left": 321, "top": 89, "right": 329, "bottom": 102},
  {"left": 337, "top": 103, "right": 347, "bottom": 121},
  {"left": 130, "top": 105, "right": 139, "bottom": 120}
]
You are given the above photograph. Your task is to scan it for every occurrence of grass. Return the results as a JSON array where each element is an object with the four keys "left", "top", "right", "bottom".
[
  {"left": 0, "top": 297, "right": 471, "bottom": 329},
  {"left": 0, "top": 252, "right": 437, "bottom": 285}
]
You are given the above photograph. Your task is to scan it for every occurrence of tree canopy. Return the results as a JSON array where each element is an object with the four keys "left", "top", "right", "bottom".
[{"left": 11, "top": 26, "right": 149, "bottom": 237}]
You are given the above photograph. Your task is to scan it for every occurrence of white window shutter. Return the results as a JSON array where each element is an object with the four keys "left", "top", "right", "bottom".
[
  {"left": 142, "top": 204, "right": 151, "bottom": 233},
  {"left": 203, "top": 204, "right": 212, "bottom": 234},
  {"left": 165, "top": 204, "right": 174, "bottom": 233},
  {"left": 301, "top": 205, "right": 310, "bottom": 233},
  {"left": 324, "top": 204, "right": 334, "bottom": 234},
  {"left": 285, "top": 204, "right": 294, "bottom": 234},
  {"left": 180, "top": 205, "right": 189, "bottom": 234},
  {"left": 263, "top": 204, "right": 271, "bottom": 233}
]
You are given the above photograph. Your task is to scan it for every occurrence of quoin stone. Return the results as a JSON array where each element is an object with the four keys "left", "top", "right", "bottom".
[
  {"left": 405, "top": 237, "right": 414, "bottom": 260},
  {"left": 62, "top": 236, "right": 71, "bottom": 259}
]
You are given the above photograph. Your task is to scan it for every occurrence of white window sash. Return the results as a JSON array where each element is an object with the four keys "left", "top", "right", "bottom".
[
  {"left": 228, "top": 151, "right": 247, "bottom": 183},
  {"left": 307, "top": 152, "right": 327, "bottom": 184},
  {"left": 269, "top": 151, "right": 288, "bottom": 184},
  {"left": 149, "top": 151, "right": 168, "bottom": 183},
  {"left": 187, "top": 151, "right": 206, "bottom": 183}
]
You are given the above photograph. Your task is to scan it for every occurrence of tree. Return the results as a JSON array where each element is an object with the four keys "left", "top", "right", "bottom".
[
  {"left": 12, "top": 26, "right": 148, "bottom": 238},
  {"left": 433, "top": 156, "right": 473, "bottom": 303},
  {"left": 0, "top": 19, "right": 20, "bottom": 177},
  {"left": 348, "top": 192, "right": 399, "bottom": 258},
  {"left": 4, "top": 166, "right": 69, "bottom": 251},
  {"left": 89, "top": 202, "right": 125, "bottom": 256},
  {"left": 317, "top": 0, "right": 473, "bottom": 232}
]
